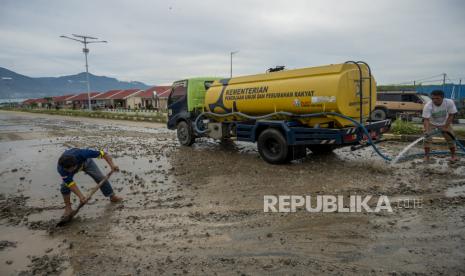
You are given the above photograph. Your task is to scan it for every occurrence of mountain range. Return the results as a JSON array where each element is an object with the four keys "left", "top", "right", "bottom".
[{"left": 0, "top": 67, "right": 151, "bottom": 99}]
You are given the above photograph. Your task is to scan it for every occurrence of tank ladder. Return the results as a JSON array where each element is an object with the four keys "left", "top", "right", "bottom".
[{"left": 344, "top": 61, "right": 373, "bottom": 124}]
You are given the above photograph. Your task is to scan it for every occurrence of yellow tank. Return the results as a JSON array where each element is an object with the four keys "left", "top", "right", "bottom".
[{"left": 204, "top": 63, "right": 376, "bottom": 127}]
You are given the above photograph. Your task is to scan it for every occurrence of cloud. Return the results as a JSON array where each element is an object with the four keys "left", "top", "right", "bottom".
[{"left": 1, "top": 0, "right": 464, "bottom": 85}]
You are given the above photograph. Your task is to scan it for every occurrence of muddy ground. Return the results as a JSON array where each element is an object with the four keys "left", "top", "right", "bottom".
[{"left": 0, "top": 110, "right": 464, "bottom": 275}]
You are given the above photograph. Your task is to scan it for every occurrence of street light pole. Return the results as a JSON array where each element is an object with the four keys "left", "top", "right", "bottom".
[
  {"left": 442, "top": 73, "right": 446, "bottom": 93},
  {"left": 230, "top": 51, "right": 239, "bottom": 78},
  {"left": 60, "top": 34, "right": 107, "bottom": 111},
  {"left": 83, "top": 45, "right": 91, "bottom": 111},
  {"left": 459, "top": 79, "right": 462, "bottom": 101},
  {"left": 1, "top": 77, "right": 13, "bottom": 107}
]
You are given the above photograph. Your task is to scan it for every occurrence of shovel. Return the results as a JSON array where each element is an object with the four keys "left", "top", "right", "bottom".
[{"left": 56, "top": 170, "right": 114, "bottom": 227}]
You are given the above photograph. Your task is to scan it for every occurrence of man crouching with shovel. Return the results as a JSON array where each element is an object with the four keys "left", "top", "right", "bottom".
[{"left": 57, "top": 148, "right": 123, "bottom": 218}]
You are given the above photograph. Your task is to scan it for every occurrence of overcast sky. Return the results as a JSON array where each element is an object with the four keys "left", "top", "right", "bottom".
[{"left": 1, "top": 0, "right": 464, "bottom": 85}]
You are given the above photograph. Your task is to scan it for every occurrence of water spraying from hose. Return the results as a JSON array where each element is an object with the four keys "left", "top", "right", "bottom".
[
  {"left": 390, "top": 129, "right": 446, "bottom": 164},
  {"left": 391, "top": 136, "right": 426, "bottom": 164}
]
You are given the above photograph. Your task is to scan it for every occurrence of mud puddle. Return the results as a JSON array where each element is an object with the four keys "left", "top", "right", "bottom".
[{"left": 0, "top": 225, "right": 71, "bottom": 275}]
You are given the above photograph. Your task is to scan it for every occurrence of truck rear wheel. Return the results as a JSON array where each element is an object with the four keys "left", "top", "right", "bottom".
[
  {"left": 177, "top": 121, "right": 195, "bottom": 146},
  {"left": 257, "top": 128, "right": 289, "bottom": 164}
]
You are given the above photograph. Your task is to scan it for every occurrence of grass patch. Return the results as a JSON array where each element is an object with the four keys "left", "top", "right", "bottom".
[
  {"left": 389, "top": 120, "right": 423, "bottom": 135},
  {"left": 389, "top": 120, "right": 465, "bottom": 139}
]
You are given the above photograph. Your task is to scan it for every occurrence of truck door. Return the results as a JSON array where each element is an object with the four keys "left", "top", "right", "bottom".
[{"left": 167, "top": 80, "right": 188, "bottom": 129}]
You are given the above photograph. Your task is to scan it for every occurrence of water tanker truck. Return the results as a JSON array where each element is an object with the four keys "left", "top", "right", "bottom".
[{"left": 167, "top": 61, "right": 391, "bottom": 164}]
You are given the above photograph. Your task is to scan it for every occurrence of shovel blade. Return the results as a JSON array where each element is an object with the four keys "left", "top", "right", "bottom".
[{"left": 56, "top": 211, "right": 77, "bottom": 227}]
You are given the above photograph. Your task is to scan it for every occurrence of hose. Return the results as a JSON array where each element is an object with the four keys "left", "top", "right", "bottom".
[{"left": 194, "top": 111, "right": 465, "bottom": 162}]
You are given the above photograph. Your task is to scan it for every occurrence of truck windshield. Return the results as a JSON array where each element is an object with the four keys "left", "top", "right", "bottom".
[{"left": 168, "top": 82, "right": 187, "bottom": 105}]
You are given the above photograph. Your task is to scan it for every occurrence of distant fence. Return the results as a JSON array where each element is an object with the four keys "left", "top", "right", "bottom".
[
  {"left": 3, "top": 107, "right": 168, "bottom": 123},
  {"left": 104, "top": 109, "right": 167, "bottom": 116}
]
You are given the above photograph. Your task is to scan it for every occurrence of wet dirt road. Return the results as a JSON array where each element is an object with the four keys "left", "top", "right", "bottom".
[{"left": 0, "top": 110, "right": 464, "bottom": 275}]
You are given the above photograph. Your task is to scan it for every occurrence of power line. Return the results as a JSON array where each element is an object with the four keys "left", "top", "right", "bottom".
[
  {"left": 387, "top": 73, "right": 449, "bottom": 86},
  {"left": 447, "top": 78, "right": 465, "bottom": 82},
  {"left": 417, "top": 79, "right": 446, "bottom": 84},
  {"left": 414, "top": 73, "right": 445, "bottom": 82}
]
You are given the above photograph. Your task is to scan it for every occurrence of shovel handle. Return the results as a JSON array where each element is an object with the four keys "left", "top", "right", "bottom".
[
  {"left": 87, "top": 171, "right": 114, "bottom": 197},
  {"left": 76, "top": 170, "right": 114, "bottom": 211}
]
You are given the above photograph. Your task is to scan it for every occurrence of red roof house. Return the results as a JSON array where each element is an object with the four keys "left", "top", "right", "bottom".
[
  {"left": 52, "top": 94, "right": 75, "bottom": 101},
  {"left": 52, "top": 94, "right": 75, "bottom": 106},
  {"left": 108, "top": 89, "right": 141, "bottom": 100},
  {"left": 130, "top": 86, "right": 171, "bottom": 110},
  {"left": 107, "top": 89, "right": 142, "bottom": 109},
  {"left": 156, "top": 86, "right": 172, "bottom": 98},
  {"left": 22, "top": 98, "right": 49, "bottom": 107},
  {"left": 93, "top": 90, "right": 123, "bottom": 100},
  {"left": 67, "top": 92, "right": 101, "bottom": 101},
  {"left": 66, "top": 92, "right": 101, "bottom": 109}
]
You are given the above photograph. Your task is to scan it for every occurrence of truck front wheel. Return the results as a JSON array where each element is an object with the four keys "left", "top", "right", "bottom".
[
  {"left": 177, "top": 121, "right": 195, "bottom": 146},
  {"left": 257, "top": 128, "right": 289, "bottom": 164}
]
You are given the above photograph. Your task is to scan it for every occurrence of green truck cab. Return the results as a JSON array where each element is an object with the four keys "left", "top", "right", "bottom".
[{"left": 166, "top": 77, "right": 221, "bottom": 145}]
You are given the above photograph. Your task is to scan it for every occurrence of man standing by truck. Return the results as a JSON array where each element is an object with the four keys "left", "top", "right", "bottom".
[
  {"left": 57, "top": 148, "right": 123, "bottom": 217},
  {"left": 422, "top": 90, "right": 458, "bottom": 161}
]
